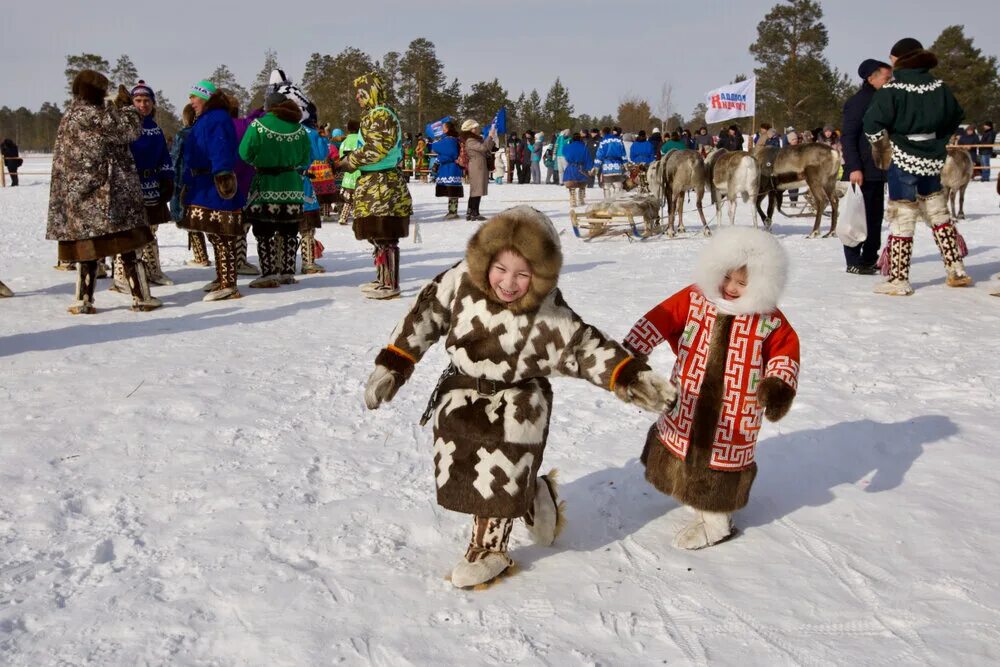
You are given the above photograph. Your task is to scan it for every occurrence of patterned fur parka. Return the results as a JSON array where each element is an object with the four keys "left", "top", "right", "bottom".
[
  {"left": 372, "top": 206, "right": 654, "bottom": 518},
  {"left": 46, "top": 76, "right": 145, "bottom": 243}
]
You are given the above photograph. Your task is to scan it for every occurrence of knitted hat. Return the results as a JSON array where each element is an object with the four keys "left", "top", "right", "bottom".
[
  {"left": 130, "top": 80, "right": 155, "bottom": 102},
  {"left": 461, "top": 119, "right": 480, "bottom": 132},
  {"left": 331, "top": 128, "right": 345, "bottom": 138},
  {"left": 890, "top": 38, "right": 923, "bottom": 59},
  {"left": 858, "top": 58, "right": 891, "bottom": 80},
  {"left": 190, "top": 80, "right": 216, "bottom": 100}
]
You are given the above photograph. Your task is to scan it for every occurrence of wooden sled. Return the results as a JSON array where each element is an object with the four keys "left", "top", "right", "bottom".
[{"left": 569, "top": 206, "right": 662, "bottom": 241}]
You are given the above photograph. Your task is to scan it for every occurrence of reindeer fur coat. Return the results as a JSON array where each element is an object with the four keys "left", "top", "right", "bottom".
[{"left": 373, "top": 206, "right": 650, "bottom": 518}]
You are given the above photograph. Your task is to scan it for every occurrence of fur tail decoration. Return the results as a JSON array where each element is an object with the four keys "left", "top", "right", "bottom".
[
  {"left": 956, "top": 229, "right": 968, "bottom": 258},
  {"left": 877, "top": 241, "right": 893, "bottom": 276},
  {"left": 545, "top": 469, "right": 568, "bottom": 542}
]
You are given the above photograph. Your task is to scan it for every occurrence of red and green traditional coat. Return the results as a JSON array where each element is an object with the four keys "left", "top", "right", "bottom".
[{"left": 238, "top": 100, "right": 310, "bottom": 224}]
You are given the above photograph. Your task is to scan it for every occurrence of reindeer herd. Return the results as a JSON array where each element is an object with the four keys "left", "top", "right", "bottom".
[{"left": 642, "top": 143, "right": 975, "bottom": 239}]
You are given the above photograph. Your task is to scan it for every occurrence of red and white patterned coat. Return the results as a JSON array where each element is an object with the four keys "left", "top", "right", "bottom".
[{"left": 625, "top": 284, "right": 800, "bottom": 471}]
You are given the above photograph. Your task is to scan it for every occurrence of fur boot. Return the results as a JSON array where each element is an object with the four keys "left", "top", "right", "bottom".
[
  {"left": 249, "top": 232, "right": 281, "bottom": 288},
  {"left": 523, "top": 470, "right": 566, "bottom": 546},
  {"left": 110, "top": 255, "right": 130, "bottom": 293},
  {"left": 451, "top": 516, "right": 514, "bottom": 588},
  {"left": 53, "top": 259, "right": 77, "bottom": 271},
  {"left": 141, "top": 225, "right": 174, "bottom": 286},
  {"left": 278, "top": 230, "right": 299, "bottom": 284},
  {"left": 578, "top": 186, "right": 586, "bottom": 206},
  {"left": 874, "top": 200, "right": 917, "bottom": 296},
  {"left": 187, "top": 232, "right": 211, "bottom": 267},
  {"left": 672, "top": 507, "right": 734, "bottom": 550},
  {"left": 68, "top": 260, "right": 98, "bottom": 314},
  {"left": 204, "top": 235, "right": 241, "bottom": 301},
  {"left": 121, "top": 252, "right": 162, "bottom": 311},
  {"left": 366, "top": 242, "right": 400, "bottom": 300},
  {"left": 922, "top": 193, "right": 972, "bottom": 287},
  {"left": 445, "top": 197, "right": 460, "bottom": 220},
  {"left": 338, "top": 193, "right": 353, "bottom": 225},
  {"left": 0, "top": 279, "right": 12, "bottom": 298},
  {"left": 300, "top": 229, "right": 325, "bottom": 274},
  {"left": 235, "top": 227, "right": 260, "bottom": 275},
  {"left": 568, "top": 188, "right": 578, "bottom": 208}
]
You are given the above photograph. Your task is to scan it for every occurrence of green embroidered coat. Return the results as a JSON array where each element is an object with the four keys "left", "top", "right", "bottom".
[{"left": 239, "top": 100, "right": 311, "bottom": 223}]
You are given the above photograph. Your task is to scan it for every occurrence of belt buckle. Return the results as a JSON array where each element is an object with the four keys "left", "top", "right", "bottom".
[{"left": 476, "top": 377, "right": 496, "bottom": 396}]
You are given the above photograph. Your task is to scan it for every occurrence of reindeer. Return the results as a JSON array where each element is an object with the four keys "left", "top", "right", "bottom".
[
  {"left": 754, "top": 143, "right": 840, "bottom": 238},
  {"left": 653, "top": 150, "right": 711, "bottom": 237},
  {"left": 943, "top": 146, "right": 975, "bottom": 219},
  {"left": 705, "top": 149, "right": 760, "bottom": 227}
]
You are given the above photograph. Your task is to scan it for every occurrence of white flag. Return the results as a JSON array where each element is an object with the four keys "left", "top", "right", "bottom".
[{"left": 704, "top": 78, "right": 756, "bottom": 124}]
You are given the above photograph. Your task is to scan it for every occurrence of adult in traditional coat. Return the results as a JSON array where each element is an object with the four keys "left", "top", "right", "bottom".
[
  {"left": 45, "top": 70, "right": 160, "bottom": 314},
  {"left": 459, "top": 119, "right": 497, "bottom": 221},
  {"left": 562, "top": 132, "right": 594, "bottom": 208},
  {"left": 431, "top": 121, "right": 464, "bottom": 220}
]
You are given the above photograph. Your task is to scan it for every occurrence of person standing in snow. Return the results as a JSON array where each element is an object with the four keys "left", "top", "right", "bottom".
[
  {"left": 623, "top": 227, "right": 800, "bottom": 549},
  {"left": 1, "top": 138, "right": 21, "bottom": 186},
  {"left": 229, "top": 96, "right": 266, "bottom": 278},
  {"left": 170, "top": 104, "right": 212, "bottom": 268},
  {"left": 46, "top": 70, "right": 161, "bottom": 314},
  {"left": 562, "top": 131, "right": 593, "bottom": 208},
  {"left": 335, "top": 71, "right": 412, "bottom": 300},
  {"left": 460, "top": 119, "right": 497, "bottom": 221},
  {"left": 364, "top": 206, "right": 676, "bottom": 587},
  {"left": 594, "top": 127, "right": 627, "bottom": 199},
  {"left": 863, "top": 37, "right": 970, "bottom": 295},
  {"left": 431, "top": 121, "right": 464, "bottom": 220}
]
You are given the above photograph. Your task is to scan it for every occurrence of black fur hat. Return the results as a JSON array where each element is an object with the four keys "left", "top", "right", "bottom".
[
  {"left": 891, "top": 38, "right": 923, "bottom": 59},
  {"left": 72, "top": 69, "right": 109, "bottom": 106}
]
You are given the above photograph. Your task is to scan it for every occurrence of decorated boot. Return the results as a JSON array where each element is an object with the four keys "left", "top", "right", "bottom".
[
  {"left": 248, "top": 232, "right": 281, "bottom": 289},
  {"left": 95, "top": 258, "right": 109, "bottom": 279},
  {"left": 338, "top": 195, "right": 353, "bottom": 226},
  {"left": 523, "top": 470, "right": 565, "bottom": 547},
  {"left": 365, "top": 243, "right": 400, "bottom": 300},
  {"left": 109, "top": 255, "right": 130, "bottom": 294},
  {"left": 67, "top": 261, "right": 98, "bottom": 314},
  {"left": 53, "top": 259, "right": 77, "bottom": 272},
  {"left": 450, "top": 517, "right": 514, "bottom": 588},
  {"left": 122, "top": 252, "right": 163, "bottom": 312},
  {"left": 235, "top": 227, "right": 260, "bottom": 275},
  {"left": 444, "top": 197, "right": 460, "bottom": 220},
  {"left": 568, "top": 188, "right": 578, "bottom": 208},
  {"left": 922, "top": 192, "right": 973, "bottom": 287},
  {"left": 874, "top": 235, "right": 915, "bottom": 296},
  {"left": 578, "top": 186, "right": 586, "bottom": 207},
  {"left": 142, "top": 227, "right": 175, "bottom": 286},
  {"left": 186, "top": 232, "right": 212, "bottom": 267},
  {"left": 672, "top": 508, "right": 734, "bottom": 550},
  {"left": 0, "top": 279, "right": 12, "bottom": 298},
  {"left": 300, "top": 229, "right": 325, "bottom": 274},
  {"left": 278, "top": 230, "right": 299, "bottom": 284},
  {"left": 204, "top": 236, "right": 241, "bottom": 301}
]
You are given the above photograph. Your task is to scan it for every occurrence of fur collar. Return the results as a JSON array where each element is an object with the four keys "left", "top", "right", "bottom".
[
  {"left": 894, "top": 49, "right": 938, "bottom": 71},
  {"left": 465, "top": 206, "right": 563, "bottom": 315},
  {"left": 694, "top": 227, "right": 788, "bottom": 315},
  {"left": 269, "top": 100, "right": 302, "bottom": 124}
]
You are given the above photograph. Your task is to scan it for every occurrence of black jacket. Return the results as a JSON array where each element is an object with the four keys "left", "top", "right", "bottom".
[
  {"left": 717, "top": 132, "right": 744, "bottom": 152},
  {"left": 979, "top": 128, "right": 995, "bottom": 158},
  {"left": 841, "top": 82, "right": 886, "bottom": 182}
]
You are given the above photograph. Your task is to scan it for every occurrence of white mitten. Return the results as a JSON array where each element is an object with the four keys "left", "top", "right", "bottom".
[
  {"left": 617, "top": 370, "right": 678, "bottom": 414},
  {"left": 364, "top": 365, "right": 399, "bottom": 409}
]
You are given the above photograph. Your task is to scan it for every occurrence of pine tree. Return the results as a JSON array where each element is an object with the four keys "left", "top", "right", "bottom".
[
  {"left": 511, "top": 92, "right": 527, "bottom": 131},
  {"left": 301, "top": 47, "right": 375, "bottom": 129},
  {"left": 377, "top": 51, "right": 402, "bottom": 108},
  {"left": 110, "top": 55, "right": 140, "bottom": 91},
  {"left": 749, "top": 0, "right": 841, "bottom": 129},
  {"left": 248, "top": 49, "right": 281, "bottom": 110},
  {"left": 543, "top": 78, "right": 574, "bottom": 131},
  {"left": 461, "top": 79, "right": 510, "bottom": 126},
  {"left": 399, "top": 38, "right": 448, "bottom": 131},
  {"left": 155, "top": 91, "right": 182, "bottom": 141},
  {"left": 210, "top": 64, "right": 251, "bottom": 114},
  {"left": 523, "top": 89, "right": 544, "bottom": 131},
  {"left": 931, "top": 25, "right": 1000, "bottom": 123}
]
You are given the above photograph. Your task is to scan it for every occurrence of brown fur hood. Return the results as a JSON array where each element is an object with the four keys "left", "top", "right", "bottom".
[
  {"left": 895, "top": 49, "right": 938, "bottom": 71},
  {"left": 269, "top": 100, "right": 302, "bottom": 124},
  {"left": 72, "top": 70, "right": 110, "bottom": 106},
  {"left": 465, "top": 206, "right": 563, "bottom": 314},
  {"left": 202, "top": 92, "right": 231, "bottom": 115},
  {"left": 460, "top": 130, "right": 483, "bottom": 144}
]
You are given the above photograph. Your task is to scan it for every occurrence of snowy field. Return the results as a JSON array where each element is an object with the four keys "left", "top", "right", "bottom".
[{"left": 2, "top": 163, "right": 1000, "bottom": 666}]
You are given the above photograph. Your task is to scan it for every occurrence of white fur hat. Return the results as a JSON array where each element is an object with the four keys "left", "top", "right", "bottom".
[
  {"left": 461, "top": 119, "right": 480, "bottom": 132},
  {"left": 694, "top": 227, "right": 788, "bottom": 315}
]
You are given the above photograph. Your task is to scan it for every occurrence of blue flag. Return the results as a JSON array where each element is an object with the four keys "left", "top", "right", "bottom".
[
  {"left": 482, "top": 107, "right": 507, "bottom": 137},
  {"left": 425, "top": 116, "right": 453, "bottom": 140}
]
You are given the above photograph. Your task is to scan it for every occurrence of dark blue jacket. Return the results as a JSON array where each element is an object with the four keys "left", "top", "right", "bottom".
[
  {"left": 430, "top": 135, "right": 463, "bottom": 186},
  {"left": 629, "top": 140, "right": 656, "bottom": 165},
  {"left": 130, "top": 115, "right": 173, "bottom": 205},
  {"left": 957, "top": 131, "right": 980, "bottom": 159},
  {"left": 562, "top": 140, "right": 593, "bottom": 183},
  {"left": 841, "top": 81, "right": 886, "bottom": 182},
  {"left": 183, "top": 106, "right": 244, "bottom": 211}
]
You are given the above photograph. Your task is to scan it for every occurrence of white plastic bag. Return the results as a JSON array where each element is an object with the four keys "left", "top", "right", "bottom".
[{"left": 836, "top": 184, "right": 867, "bottom": 246}]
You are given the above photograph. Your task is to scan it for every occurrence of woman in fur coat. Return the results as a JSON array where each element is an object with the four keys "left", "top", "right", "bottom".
[
  {"left": 179, "top": 80, "right": 246, "bottom": 302},
  {"left": 46, "top": 70, "right": 161, "bottom": 314},
  {"left": 623, "top": 227, "right": 800, "bottom": 549},
  {"left": 460, "top": 119, "right": 497, "bottom": 221},
  {"left": 364, "top": 206, "right": 677, "bottom": 588}
]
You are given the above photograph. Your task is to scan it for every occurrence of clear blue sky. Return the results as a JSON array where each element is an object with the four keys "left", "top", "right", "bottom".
[{"left": 2, "top": 0, "right": 995, "bottom": 122}]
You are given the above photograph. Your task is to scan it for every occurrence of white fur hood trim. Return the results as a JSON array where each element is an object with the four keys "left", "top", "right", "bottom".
[{"left": 694, "top": 227, "right": 788, "bottom": 315}]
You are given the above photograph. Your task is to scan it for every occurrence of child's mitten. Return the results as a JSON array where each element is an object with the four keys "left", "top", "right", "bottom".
[
  {"left": 364, "top": 365, "right": 400, "bottom": 409},
  {"left": 616, "top": 370, "right": 677, "bottom": 414},
  {"left": 757, "top": 377, "right": 796, "bottom": 422}
]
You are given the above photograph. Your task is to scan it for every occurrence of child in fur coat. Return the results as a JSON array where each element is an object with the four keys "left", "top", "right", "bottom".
[
  {"left": 623, "top": 227, "right": 800, "bottom": 549},
  {"left": 364, "top": 206, "right": 677, "bottom": 588}
]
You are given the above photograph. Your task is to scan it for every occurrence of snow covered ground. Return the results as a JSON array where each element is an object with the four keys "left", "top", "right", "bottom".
[{"left": 2, "top": 164, "right": 1000, "bottom": 666}]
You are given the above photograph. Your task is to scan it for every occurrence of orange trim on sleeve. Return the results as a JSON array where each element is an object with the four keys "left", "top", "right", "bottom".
[
  {"left": 386, "top": 344, "right": 416, "bottom": 364},
  {"left": 609, "top": 357, "right": 633, "bottom": 390}
]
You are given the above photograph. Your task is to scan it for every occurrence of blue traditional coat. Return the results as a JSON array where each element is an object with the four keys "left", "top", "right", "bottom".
[
  {"left": 561, "top": 140, "right": 594, "bottom": 185},
  {"left": 595, "top": 135, "right": 627, "bottom": 177},
  {"left": 130, "top": 115, "right": 173, "bottom": 205}
]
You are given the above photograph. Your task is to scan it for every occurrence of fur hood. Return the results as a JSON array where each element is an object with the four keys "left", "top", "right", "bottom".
[
  {"left": 72, "top": 69, "right": 109, "bottom": 107},
  {"left": 894, "top": 49, "right": 938, "bottom": 71},
  {"left": 465, "top": 205, "right": 562, "bottom": 314},
  {"left": 201, "top": 92, "right": 231, "bottom": 115},
  {"left": 694, "top": 226, "right": 788, "bottom": 315},
  {"left": 269, "top": 99, "right": 302, "bottom": 124}
]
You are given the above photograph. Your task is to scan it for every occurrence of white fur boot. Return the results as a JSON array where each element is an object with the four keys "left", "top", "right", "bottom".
[
  {"left": 451, "top": 517, "right": 514, "bottom": 588},
  {"left": 451, "top": 552, "right": 513, "bottom": 588},
  {"left": 672, "top": 508, "right": 734, "bottom": 550},
  {"left": 524, "top": 471, "right": 565, "bottom": 546}
]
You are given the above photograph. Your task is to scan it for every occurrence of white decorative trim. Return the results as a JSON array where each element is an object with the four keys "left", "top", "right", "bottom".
[
  {"left": 890, "top": 143, "right": 945, "bottom": 176},
  {"left": 251, "top": 119, "right": 307, "bottom": 141},
  {"left": 884, "top": 79, "right": 943, "bottom": 94}
]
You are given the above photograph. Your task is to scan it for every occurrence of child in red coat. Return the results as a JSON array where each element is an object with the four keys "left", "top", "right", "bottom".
[{"left": 623, "top": 227, "right": 800, "bottom": 549}]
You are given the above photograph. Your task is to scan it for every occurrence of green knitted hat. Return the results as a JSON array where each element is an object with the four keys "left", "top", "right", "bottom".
[{"left": 189, "top": 80, "right": 217, "bottom": 100}]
